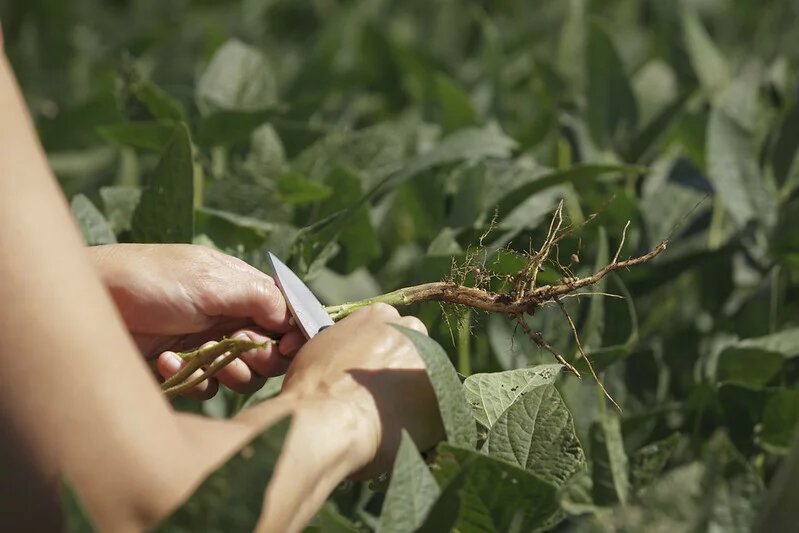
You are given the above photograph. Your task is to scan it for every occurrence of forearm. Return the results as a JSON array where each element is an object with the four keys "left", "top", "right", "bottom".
[
  {"left": 237, "top": 394, "right": 376, "bottom": 532},
  {"left": 0, "top": 52, "right": 256, "bottom": 531}
]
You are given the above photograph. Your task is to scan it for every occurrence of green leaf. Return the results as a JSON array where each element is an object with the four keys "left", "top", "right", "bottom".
[
  {"left": 681, "top": 9, "right": 731, "bottom": 95},
  {"left": 495, "top": 163, "right": 645, "bottom": 218},
  {"left": 196, "top": 39, "right": 278, "bottom": 114},
  {"left": 757, "top": 388, "right": 799, "bottom": 454},
  {"left": 590, "top": 410, "right": 631, "bottom": 505},
  {"left": 392, "top": 124, "right": 517, "bottom": 186},
  {"left": 482, "top": 383, "right": 585, "bottom": 487},
  {"left": 61, "top": 481, "right": 93, "bottom": 532},
  {"left": 376, "top": 431, "right": 440, "bottom": 533},
  {"left": 97, "top": 120, "right": 176, "bottom": 152},
  {"left": 100, "top": 186, "right": 142, "bottom": 234},
  {"left": 131, "top": 123, "right": 194, "bottom": 243},
  {"left": 196, "top": 110, "right": 277, "bottom": 148},
  {"left": 158, "top": 417, "right": 291, "bottom": 532},
  {"left": 316, "top": 166, "right": 380, "bottom": 273},
  {"left": 581, "top": 227, "right": 609, "bottom": 351},
  {"left": 707, "top": 73, "right": 777, "bottom": 230},
  {"left": 717, "top": 348, "right": 784, "bottom": 387},
  {"left": 585, "top": 20, "right": 638, "bottom": 149},
  {"left": 278, "top": 171, "right": 332, "bottom": 204},
  {"left": 418, "top": 443, "right": 560, "bottom": 533},
  {"left": 432, "top": 73, "right": 478, "bottom": 134},
  {"left": 70, "top": 194, "right": 117, "bottom": 245},
  {"left": 732, "top": 327, "right": 799, "bottom": 356},
  {"left": 392, "top": 325, "right": 477, "bottom": 449},
  {"left": 462, "top": 365, "right": 563, "bottom": 429},
  {"left": 630, "top": 432, "right": 681, "bottom": 490},
  {"left": 305, "top": 503, "right": 360, "bottom": 533}
]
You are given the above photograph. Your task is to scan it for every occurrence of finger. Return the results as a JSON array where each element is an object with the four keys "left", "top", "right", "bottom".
[
  {"left": 393, "top": 316, "right": 428, "bottom": 336},
  {"left": 233, "top": 330, "right": 289, "bottom": 377},
  {"left": 214, "top": 354, "right": 266, "bottom": 394},
  {"left": 278, "top": 329, "right": 305, "bottom": 357},
  {"left": 201, "top": 273, "right": 292, "bottom": 333},
  {"left": 348, "top": 303, "right": 400, "bottom": 322},
  {"left": 156, "top": 351, "right": 219, "bottom": 400}
]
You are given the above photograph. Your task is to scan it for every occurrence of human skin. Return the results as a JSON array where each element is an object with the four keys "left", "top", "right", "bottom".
[
  {"left": 87, "top": 243, "right": 306, "bottom": 399},
  {"left": 0, "top": 43, "right": 443, "bottom": 532}
]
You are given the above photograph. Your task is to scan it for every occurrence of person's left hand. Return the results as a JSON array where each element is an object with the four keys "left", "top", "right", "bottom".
[{"left": 89, "top": 244, "right": 306, "bottom": 398}]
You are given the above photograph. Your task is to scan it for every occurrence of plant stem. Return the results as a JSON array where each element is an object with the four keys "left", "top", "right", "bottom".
[{"left": 457, "top": 309, "right": 472, "bottom": 375}]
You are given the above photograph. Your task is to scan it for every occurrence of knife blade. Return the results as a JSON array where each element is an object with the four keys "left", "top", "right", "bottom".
[{"left": 267, "top": 252, "right": 334, "bottom": 339}]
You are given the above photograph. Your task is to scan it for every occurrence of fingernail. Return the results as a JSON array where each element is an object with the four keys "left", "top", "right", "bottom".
[
  {"left": 234, "top": 332, "right": 250, "bottom": 341},
  {"left": 163, "top": 352, "right": 181, "bottom": 373}
]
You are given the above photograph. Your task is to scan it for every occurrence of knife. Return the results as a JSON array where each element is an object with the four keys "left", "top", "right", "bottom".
[{"left": 267, "top": 252, "right": 335, "bottom": 339}]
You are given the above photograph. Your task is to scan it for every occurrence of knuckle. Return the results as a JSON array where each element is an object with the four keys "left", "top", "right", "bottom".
[{"left": 368, "top": 302, "right": 399, "bottom": 317}]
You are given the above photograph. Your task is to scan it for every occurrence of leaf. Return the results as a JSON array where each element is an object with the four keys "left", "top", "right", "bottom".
[
  {"left": 757, "top": 388, "right": 799, "bottom": 454},
  {"left": 585, "top": 20, "right": 638, "bottom": 149},
  {"left": 196, "top": 110, "right": 277, "bottom": 148},
  {"left": 305, "top": 503, "right": 360, "bottom": 533},
  {"left": 129, "top": 77, "right": 187, "bottom": 122},
  {"left": 733, "top": 327, "right": 799, "bottom": 356},
  {"left": 716, "top": 348, "right": 784, "bottom": 387},
  {"left": 376, "top": 431, "right": 440, "bottom": 533},
  {"left": 61, "top": 481, "right": 93, "bottom": 533},
  {"left": 70, "top": 194, "right": 117, "bottom": 245},
  {"left": 316, "top": 166, "right": 380, "bottom": 273},
  {"left": 462, "top": 365, "right": 563, "bottom": 429},
  {"left": 131, "top": 123, "right": 194, "bottom": 243},
  {"left": 630, "top": 432, "right": 681, "bottom": 490},
  {"left": 392, "top": 325, "right": 477, "bottom": 449},
  {"left": 196, "top": 39, "right": 278, "bottom": 114},
  {"left": 97, "top": 120, "right": 177, "bottom": 152},
  {"left": 581, "top": 227, "right": 609, "bottom": 351},
  {"left": 392, "top": 124, "right": 517, "bottom": 186},
  {"left": 495, "top": 163, "right": 645, "bottom": 218},
  {"left": 278, "top": 171, "right": 332, "bottom": 204},
  {"left": 590, "top": 410, "right": 631, "bottom": 505},
  {"left": 432, "top": 72, "right": 478, "bottom": 134},
  {"left": 481, "top": 383, "right": 585, "bottom": 487},
  {"left": 707, "top": 73, "right": 777, "bottom": 230},
  {"left": 158, "top": 417, "right": 291, "bottom": 532},
  {"left": 100, "top": 186, "right": 142, "bottom": 234},
  {"left": 681, "top": 8, "right": 731, "bottom": 95},
  {"left": 418, "top": 443, "right": 560, "bottom": 533}
]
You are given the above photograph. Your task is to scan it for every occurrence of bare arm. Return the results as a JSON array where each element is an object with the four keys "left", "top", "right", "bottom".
[{"left": 0, "top": 49, "right": 442, "bottom": 532}]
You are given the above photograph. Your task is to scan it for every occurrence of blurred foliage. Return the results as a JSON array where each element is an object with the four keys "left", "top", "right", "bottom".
[{"left": 4, "top": 0, "right": 799, "bottom": 530}]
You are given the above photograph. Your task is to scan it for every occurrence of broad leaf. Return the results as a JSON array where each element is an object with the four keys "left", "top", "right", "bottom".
[
  {"left": 462, "top": 365, "right": 563, "bottom": 428},
  {"left": 418, "top": 443, "right": 560, "bottom": 532},
  {"left": 131, "top": 123, "right": 194, "bottom": 243},
  {"left": 376, "top": 431, "right": 440, "bottom": 533},
  {"left": 277, "top": 171, "right": 332, "bottom": 204},
  {"left": 630, "top": 432, "right": 681, "bottom": 490},
  {"left": 586, "top": 21, "right": 638, "bottom": 149},
  {"left": 482, "top": 383, "right": 585, "bottom": 486},
  {"left": 70, "top": 194, "right": 117, "bottom": 245},
  {"left": 97, "top": 121, "right": 176, "bottom": 152},
  {"left": 707, "top": 74, "right": 777, "bottom": 230},
  {"left": 590, "top": 410, "right": 631, "bottom": 505},
  {"left": 757, "top": 389, "right": 799, "bottom": 454},
  {"left": 196, "top": 40, "right": 278, "bottom": 114},
  {"left": 681, "top": 9, "right": 731, "bottom": 95},
  {"left": 392, "top": 326, "right": 477, "bottom": 449},
  {"left": 100, "top": 186, "right": 141, "bottom": 234},
  {"left": 158, "top": 417, "right": 291, "bottom": 531}
]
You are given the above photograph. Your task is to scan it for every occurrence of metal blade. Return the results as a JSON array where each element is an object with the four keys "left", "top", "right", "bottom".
[{"left": 267, "top": 252, "right": 334, "bottom": 339}]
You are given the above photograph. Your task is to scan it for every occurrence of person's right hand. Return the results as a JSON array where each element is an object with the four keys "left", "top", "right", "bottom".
[{"left": 279, "top": 303, "right": 446, "bottom": 478}]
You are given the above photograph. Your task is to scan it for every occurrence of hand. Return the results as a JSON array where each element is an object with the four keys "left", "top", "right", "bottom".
[
  {"left": 279, "top": 303, "right": 446, "bottom": 478},
  {"left": 89, "top": 244, "right": 305, "bottom": 397}
]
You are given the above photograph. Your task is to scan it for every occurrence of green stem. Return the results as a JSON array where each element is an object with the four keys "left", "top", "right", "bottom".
[{"left": 458, "top": 309, "right": 472, "bottom": 375}]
